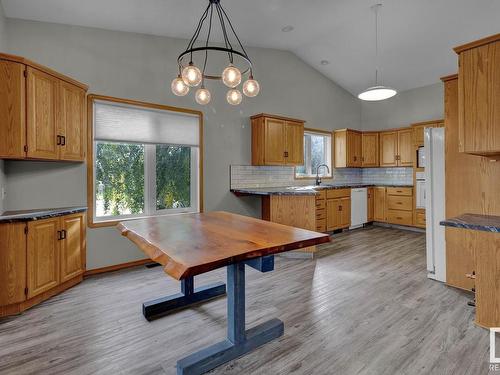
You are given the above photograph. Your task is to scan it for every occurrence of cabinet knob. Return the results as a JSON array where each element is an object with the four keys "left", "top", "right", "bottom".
[
  {"left": 338, "top": 205, "right": 342, "bottom": 211},
  {"left": 284, "top": 151, "right": 289, "bottom": 157}
]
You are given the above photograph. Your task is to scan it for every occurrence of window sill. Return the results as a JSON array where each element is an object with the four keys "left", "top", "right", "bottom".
[{"left": 88, "top": 211, "right": 199, "bottom": 228}]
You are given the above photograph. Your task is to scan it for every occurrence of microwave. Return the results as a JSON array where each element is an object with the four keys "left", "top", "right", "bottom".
[{"left": 417, "top": 146, "right": 425, "bottom": 168}]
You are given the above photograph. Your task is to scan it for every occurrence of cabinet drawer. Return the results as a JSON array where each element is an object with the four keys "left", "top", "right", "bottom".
[
  {"left": 316, "top": 190, "right": 326, "bottom": 200},
  {"left": 316, "top": 208, "right": 326, "bottom": 220},
  {"left": 326, "top": 189, "right": 350, "bottom": 199},
  {"left": 316, "top": 218, "right": 326, "bottom": 232},
  {"left": 416, "top": 211, "right": 426, "bottom": 226},
  {"left": 386, "top": 187, "right": 413, "bottom": 196},
  {"left": 387, "top": 195, "right": 413, "bottom": 211},
  {"left": 386, "top": 210, "right": 413, "bottom": 226},
  {"left": 316, "top": 199, "right": 326, "bottom": 210}
]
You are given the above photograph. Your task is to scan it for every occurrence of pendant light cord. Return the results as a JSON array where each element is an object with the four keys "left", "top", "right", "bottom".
[{"left": 373, "top": 4, "right": 381, "bottom": 86}]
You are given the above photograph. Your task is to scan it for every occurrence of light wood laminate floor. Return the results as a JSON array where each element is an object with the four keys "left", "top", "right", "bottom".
[{"left": 0, "top": 226, "right": 491, "bottom": 375}]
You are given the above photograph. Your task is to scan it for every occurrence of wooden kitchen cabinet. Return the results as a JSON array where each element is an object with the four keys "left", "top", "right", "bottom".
[
  {"left": 367, "top": 187, "right": 374, "bottom": 221},
  {"left": 455, "top": 34, "right": 500, "bottom": 158},
  {"left": 251, "top": 113, "right": 305, "bottom": 166},
  {"left": 0, "top": 212, "right": 86, "bottom": 317},
  {"left": 386, "top": 187, "right": 413, "bottom": 226},
  {"left": 412, "top": 120, "right": 444, "bottom": 147},
  {"left": 0, "top": 53, "right": 88, "bottom": 161},
  {"left": 362, "top": 132, "right": 379, "bottom": 167},
  {"left": 326, "top": 189, "right": 351, "bottom": 230},
  {"left": 334, "top": 129, "right": 362, "bottom": 168},
  {"left": 373, "top": 187, "right": 386, "bottom": 222},
  {"left": 27, "top": 217, "right": 61, "bottom": 298},
  {"left": 379, "top": 131, "right": 398, "bottom": 166},
  {"left": 379, "top": 128, "right": 413, "bottom": 167}
]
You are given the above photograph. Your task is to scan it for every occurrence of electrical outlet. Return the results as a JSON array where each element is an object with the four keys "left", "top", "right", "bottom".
[{"left": 1, "top": 187, "right": 6, "bottom": 200}]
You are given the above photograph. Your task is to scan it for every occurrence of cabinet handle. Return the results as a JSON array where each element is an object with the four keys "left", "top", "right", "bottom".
[
  {"left": 338, "top": 205, "right": 342, "bottom": 211},
  {"left": 61, "top": 229, "right": 67, "bottom": 239},
  {"left": 57, "top": 230, "right": 62, "bottom": 240},
  {"left": 353, "top": 156, "right": 357, "bottom": 161},
  {"left": 284, "top": 151, "right": 289, "bottom": 157},
  {"left": 57, "top": 135, "right": 62, "bottom": 145},
  {"left": 61, "top": 135, "right": 66, "bottom": 146}
]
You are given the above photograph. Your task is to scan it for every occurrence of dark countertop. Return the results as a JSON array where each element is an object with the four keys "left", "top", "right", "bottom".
[
  {"left": 0, "top": 206, "right": 88, "bottom": 223},
  {"left": 440, "top": 214, "right": 500, "bottom": 233},
  {"left": 231, "top": 183, "right": 413, "bottom": 196}
]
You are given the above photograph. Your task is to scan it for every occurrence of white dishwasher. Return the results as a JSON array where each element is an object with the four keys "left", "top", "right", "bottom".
[{"left": 350, "top": 188, "right": 367, "bottom": 229}]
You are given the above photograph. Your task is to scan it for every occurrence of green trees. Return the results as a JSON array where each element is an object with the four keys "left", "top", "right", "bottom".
[{"left": 95, "top": 142, "right": 191, "bottom": 217}]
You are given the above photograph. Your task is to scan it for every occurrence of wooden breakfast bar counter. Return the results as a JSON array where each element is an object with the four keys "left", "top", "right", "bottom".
[{"left": 118, "top": 211, "right": 329, "bottom": 375}]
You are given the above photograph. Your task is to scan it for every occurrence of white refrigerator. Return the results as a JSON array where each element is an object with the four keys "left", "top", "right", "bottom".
[{"left": 424, "top": 127, "right": 446, "bottom": 282}]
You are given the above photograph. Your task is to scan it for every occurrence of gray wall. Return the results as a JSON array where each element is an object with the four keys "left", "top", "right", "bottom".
[
  {"left": 3, "top": 19, "right": 361, "bottom": 269},
  {"left": 361, "top": 83, "right": 444, "bottom": 130}
]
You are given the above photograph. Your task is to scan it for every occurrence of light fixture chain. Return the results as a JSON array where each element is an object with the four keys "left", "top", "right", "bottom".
[
  {"left": 187, "top": 4, "right": 211, "bottom": 61},
  {"left": 202, "top": 4, "right": 215, "bottom": 78},
  {"left": 216, "top": 3, "right": 234, "bottom": 63},
  {"left": 219, "top": 4, "right": 250, "bottom": 59}
]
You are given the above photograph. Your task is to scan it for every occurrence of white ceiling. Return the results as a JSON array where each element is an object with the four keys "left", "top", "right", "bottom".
[{"left": 2, "top": 0, "right": 500, "bottom": 96}]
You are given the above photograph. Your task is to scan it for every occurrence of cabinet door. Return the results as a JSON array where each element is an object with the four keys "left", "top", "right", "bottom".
[
  {"left": 284, "top": 121, "right": 304, "bottom": 165},
  {"left": 374, "top": 187, "right": 386, "bottom": 222},
  {"left": 264, "top": 118, "right": 285, "bottom": 165},
  {"left": 326, "top": 198, "right": 341, "bottom": 231},
  {"left": 27, "top": 218, "right": 60, "bottom": 298},
  {"left": 397, "top": 129, "right": 414, "bottom": 166},
  {"left": 59, "top": 82, "right": 86, "bottom": 161},
  {"left": 0, "top": 223, "right": 27, "bottom": 306},
  {"left": 340, "top": 198, "right": 351, "bottom": 228},
  {"left": 348, "top": 131, "right": 362, "bottom": 167},
  {"left": 362, "top": 133, "right": 379, "bottom": 167},
  {"left": 379, "top": 132, "right": 398, "bottom": 166},
  {"left": 60, "top": 213, "right": 86, "bottom": 283},
  {"left": 414, "top": 125, "right": 425, "bottom": 146},
  {"left": 26, "top": 67, "right": 60, "bottom": 159},
  {"left": 0, "top": 61, "right": 26, "bottom": 159},
  {"left": 459, "top": 41, "right": 500, "bottom": 154},
  {"left": 367, "top": 188, "right": 374, "bottom": 221}
]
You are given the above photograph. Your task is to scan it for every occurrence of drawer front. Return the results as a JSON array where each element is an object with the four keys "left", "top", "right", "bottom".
[
  {"left": 386, "top": 187, "right": 413, "bottom": 196},
  {"left": 326, "top": 188, "right": 351, "bottom": 199},
  {"left": 316, "top": 208, "right": 326, "bottom": 220},
  {"left": 387, "top": 195, "right": 413, "bottom": 211},
  {"left": 316, "top": 199, "right": 326, "bottom": 210},
  {"left": 386, "top": 210, "right": 413, "bottom": 226},
  {"left": 416, "top": 211, "right": 426, "bottom": 226},
  {"left": 316, "top": 218, "right": 326, "bottom": 232},
  {"left": 316, "top": 190, "right": 326, "bottom": 200}
]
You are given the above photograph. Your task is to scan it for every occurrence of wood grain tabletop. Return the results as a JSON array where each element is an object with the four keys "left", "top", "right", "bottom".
[{"left": 117, "top": 211, "right": 330, "bottom": 280}]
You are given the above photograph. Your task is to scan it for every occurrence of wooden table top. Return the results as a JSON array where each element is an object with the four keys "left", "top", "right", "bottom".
[{"left": 118, "top": 211, "right": 330, "bottom": 280}]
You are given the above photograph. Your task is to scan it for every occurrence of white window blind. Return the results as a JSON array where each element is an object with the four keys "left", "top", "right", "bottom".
[{"left": 94, "top": 100, "right": 200, "bottom": 146}]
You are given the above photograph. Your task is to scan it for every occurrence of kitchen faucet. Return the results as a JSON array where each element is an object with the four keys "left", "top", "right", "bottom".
[{"left": 315, "top": 164, "right": 330, "bottom": 186}]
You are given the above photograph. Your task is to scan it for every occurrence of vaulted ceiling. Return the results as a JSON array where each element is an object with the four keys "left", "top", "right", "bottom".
[{"left": 2, "top": 0, "right": 499, "bottom": 96}]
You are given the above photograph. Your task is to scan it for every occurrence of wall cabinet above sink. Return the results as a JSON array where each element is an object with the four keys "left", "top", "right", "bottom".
[{"left": 251, "top": 113, "right": 304, "bottom": 166}]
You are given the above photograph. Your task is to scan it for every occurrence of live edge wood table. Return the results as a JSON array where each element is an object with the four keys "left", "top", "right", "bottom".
[{"left": 118, "top": 211, "right": 329, "bottom": 375}]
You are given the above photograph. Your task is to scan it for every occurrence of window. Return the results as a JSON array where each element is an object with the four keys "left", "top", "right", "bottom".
[
  {"left": 89, "top": 97, "right": 202, "bottom": 225},
  {"left": 295, "top": 130, "right": 332, "bottom": 178}
]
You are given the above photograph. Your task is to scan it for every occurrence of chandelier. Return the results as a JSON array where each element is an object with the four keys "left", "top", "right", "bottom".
[{"left": 171, "top": 0, "right": 260, "bottom": 105}]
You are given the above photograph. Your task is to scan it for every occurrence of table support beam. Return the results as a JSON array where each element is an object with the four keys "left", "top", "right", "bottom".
[
  {"left": 176, "top": 260, "right": 284, "bottom": 375},
  {"left": 142, "top": 277, "right": 226, "bottom": 321}
]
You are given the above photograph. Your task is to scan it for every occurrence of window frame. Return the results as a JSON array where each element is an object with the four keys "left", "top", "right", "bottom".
[
  {"left": 87, "top": 94, "right": 204, "bottom": 228},
  {"left": 295, "top": 128, "right": 333, "bottom": 179}
]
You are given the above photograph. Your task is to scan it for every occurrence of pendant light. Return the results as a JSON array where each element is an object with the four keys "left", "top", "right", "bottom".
[
  {"left": 171, "top": 0, "right": 260, "bottom": 106},
  {"left": 358, "top": 4, "right": 397, "bottom": 101}
]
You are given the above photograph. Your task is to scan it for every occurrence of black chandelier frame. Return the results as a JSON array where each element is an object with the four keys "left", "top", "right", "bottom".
[{"left": 177, "top": 0, "right": 253, "bottom": 81}]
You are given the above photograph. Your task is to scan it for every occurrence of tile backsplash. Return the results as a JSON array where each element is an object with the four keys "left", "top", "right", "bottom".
[{"left": 230, "top": 165, "right": 412, "bottom": 189}]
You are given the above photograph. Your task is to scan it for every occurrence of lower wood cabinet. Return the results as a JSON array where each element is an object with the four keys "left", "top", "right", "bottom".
[
  {"left": 374, "top": 187, "right": 386, "bottom": 222},
  {"left": 326, "top": 189, "right": 351, "bottom": 231},
  {"left": 0, "top": 212, "right": 86, "bottom": 317},
  {"left": 386, "top": 187, "right": 413, "bottom": 226},
  {"left": 367, "top": 187, "right": 374, "bottom": 221}
]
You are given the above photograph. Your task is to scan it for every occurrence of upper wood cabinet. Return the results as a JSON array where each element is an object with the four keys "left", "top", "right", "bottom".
[
  {"left": 361, "top": 132, "right": 379, "bottom": 167},
  {"left": 379, "top": 128, "right": 413, "bottom": 167},
  {"left": 251, "top": 113, "right": 305, "bottom": 166},
  {"left": 455, "top": 34, "right": 500, "bottom": 158},
  {"left": 0, "top": 53, "right": 88, "bottom": 161},
  {"left": 412, "top": 120, "right": 444, "bottom": 147},
  {"left": 334, "top": 129, "right": 362, "bottom": 168}
]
